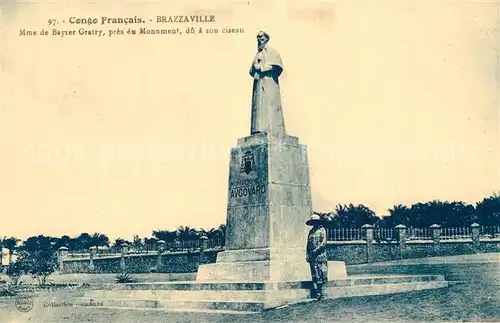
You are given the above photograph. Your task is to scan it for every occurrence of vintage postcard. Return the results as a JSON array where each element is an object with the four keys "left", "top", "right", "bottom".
[{"left": 0, "top": 0, "right": 499, "bottom": 322}]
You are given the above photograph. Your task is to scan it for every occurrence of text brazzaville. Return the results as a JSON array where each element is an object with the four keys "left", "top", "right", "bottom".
[{"left": 229, "top": 184, "right": 266, "bottom": 199}]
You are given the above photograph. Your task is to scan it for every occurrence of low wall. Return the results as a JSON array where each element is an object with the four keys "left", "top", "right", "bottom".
[
  {"left": 62, "top": 250, "right": 219, "bottom": 274},
  {"left": 61, "top": 240, "right": 500, "bottom": 274},
  {"left": 327, "top": 242, "right": 367, "bottom": 265},
  {"left": 327, "top": 240, "right": 500, "bottom": 265},
  {"left": 347, "top": 253, "right": 500, "bottom": 282}
]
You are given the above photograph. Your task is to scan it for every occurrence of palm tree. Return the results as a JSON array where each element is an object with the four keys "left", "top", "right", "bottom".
[
  {"left": 476, "top": 191, "right": 500, "bottom": 226},
  {"left": 215, "top": 224, "right": 226, "bottom": 246},
  {"left": 177, "top": 226, "right": 198, "bottom": 241},
  {"left": 132, "top": 235, "right": 143, "bottom": 251},
  {"left": 143, "top": 237, "right": 158, "bottom": 252},
  {"left": 444, "top": 201, "right": 475, "bottom": 227},
  {"left": 334, "top": 203, "right": 379, "bottom": 228},
  {"left": 75, "top": 233, "right": 92, "bottom": 251},
  {"left": 334, "top": 204, "right": 349, "bottom": 227},
  {"left": 58, "top": 235, "right": 71, "bottom": 248},
  {"left": 152, "top": 230, "right": 178, "bottom": 243},
  {"left": 385, "top": 204, "right": 411, "bottom": 227},
  {"left": 113, "top": 238, "right": 131, "bottom": 251},
  {"left": 90, "top": 233, "right": 109, "bottom": 248}
]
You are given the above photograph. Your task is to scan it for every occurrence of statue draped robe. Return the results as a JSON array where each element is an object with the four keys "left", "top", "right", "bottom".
[{"left": 249, "top": 45, "right": 286, "bottom": 136}]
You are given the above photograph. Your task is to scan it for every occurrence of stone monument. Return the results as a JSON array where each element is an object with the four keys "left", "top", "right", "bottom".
[
  {"left": 76, "top": 32, "right": 451, "bottom": 314},
  {"left": 197, "top": 31, "right": 345, "bottom": 282}
]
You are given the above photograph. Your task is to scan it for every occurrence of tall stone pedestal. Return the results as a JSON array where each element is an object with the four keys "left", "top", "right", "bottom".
[{"left": 197, "top": 132, "right": 346, "bottom": 282}]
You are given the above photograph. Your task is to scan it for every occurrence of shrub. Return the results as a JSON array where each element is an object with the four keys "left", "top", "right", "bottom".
[
  {"left": 23, "top": 250, "right": 57, "bottom": 286},
  {"left": 6, "top": 260, "right": 26, "bottom": 286},
  {"left": 0, "top": 285, "right": 17, "bottom": 297},
  {"left": 114, "top": 271, "right": 136, "bottom": 284}
]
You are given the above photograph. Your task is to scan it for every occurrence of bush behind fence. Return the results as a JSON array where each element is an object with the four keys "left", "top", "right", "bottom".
[
  {"left": 57, "top": 223, "right": 500, "bottom": 273},
  {"left": 59, "top": 224, "right": 500, "bottom": 259}
]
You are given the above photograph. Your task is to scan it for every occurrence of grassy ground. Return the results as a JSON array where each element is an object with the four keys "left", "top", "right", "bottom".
[
  {"left": 0, "top": 254, "right": 499, "bottom": 323},
  {"left": 0, "top": 272, "right": 196, "bottom": 286}
]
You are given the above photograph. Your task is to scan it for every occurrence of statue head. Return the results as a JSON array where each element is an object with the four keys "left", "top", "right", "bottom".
[{"left": 257, "top": 31, "right": 270, "bottom": 50}]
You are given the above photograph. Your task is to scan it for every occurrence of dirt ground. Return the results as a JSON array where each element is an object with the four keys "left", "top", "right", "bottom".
[
  {"left": 1, "top": 272, "right": 195, "bottom": 286},
  {"left": 0, "top": 254, "right": 499, "bottom": 323},
  {"left": 1, "top": 276, "right": 499, "bottom": 323}
]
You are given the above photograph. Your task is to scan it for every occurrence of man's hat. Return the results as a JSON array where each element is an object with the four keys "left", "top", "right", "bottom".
[{"left": 306, "top": 214, "right": 323, "bottom": 226}]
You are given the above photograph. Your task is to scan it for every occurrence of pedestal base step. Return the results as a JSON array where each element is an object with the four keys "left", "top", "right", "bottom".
[
  {"left": 77, "top": 298, "right": 268, "bottom": 313},
  {"left": 196, "top": 260, "right": 347, "bottom": 281},
  {"left": 72, "top": 274, "right": 450, "bottom": 314}
]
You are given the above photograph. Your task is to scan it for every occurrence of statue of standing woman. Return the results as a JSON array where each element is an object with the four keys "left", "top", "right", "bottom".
[{"left": 249, "top": 31, "right": 286, "bottom": 136}]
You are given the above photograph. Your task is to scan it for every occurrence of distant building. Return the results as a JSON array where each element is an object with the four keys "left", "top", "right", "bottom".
[{"left": 1, "top": 248, "right": 9, "bottom": 266}]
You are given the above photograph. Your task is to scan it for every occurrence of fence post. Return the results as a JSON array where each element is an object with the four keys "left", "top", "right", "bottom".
[
  {"left": 362, "top": 224, "right": 374, "bottom": 263},
  {"left": 395, "top": 224, "right": 406, "bottom": 259},
  {"left": 199, "top": 235, "right": 209, "bottom": 265},
  {"left": 120, "top": 243, "right": 129, "bottom": 272},
  {"left": 89, "top": 246, "right": 96, "bottom": 271},
  {"left": 57, "top": 246, "right": 68, "bottom": 274},
  {"left": 156, "top": 240, "right": 165, "bottom": 270},
  {"left": 174, "top": 240, "right": 181, "bottom": 252},
  {"left": 430, "top": 224, "right": 441, "bottom": 255},
  {"left": 471, "top": 223, "right": 481, "bottom": 253},
  {"left": 0, "top": 248, "right": 5, "bottom": 273}
]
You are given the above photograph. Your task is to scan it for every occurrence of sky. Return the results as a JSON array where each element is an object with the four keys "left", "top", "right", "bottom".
[{"left": 0, "top": 0, "right": 498, "bottom": 240}]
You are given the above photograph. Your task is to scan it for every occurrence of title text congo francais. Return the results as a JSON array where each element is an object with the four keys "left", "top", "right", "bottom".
[{"left": 66, "top": 15, "right": 216, "bottom": 25}]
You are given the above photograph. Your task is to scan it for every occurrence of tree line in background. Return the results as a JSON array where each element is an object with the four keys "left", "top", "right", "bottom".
[
  {"left": 1, "top": 193, "right": 499, "bottom": 254},
  {"left": 0, "top": 225, "right": 227, "bottom": 254},
  {"left": 317, "top": 192, "right": 500, "bottom": 229},
  {"left": 0, "top": 225, "right": 227, "bottom": 286}
]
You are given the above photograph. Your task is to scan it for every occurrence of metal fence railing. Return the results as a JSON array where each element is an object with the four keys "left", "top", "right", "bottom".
[
  {"left": 60, "top": 238, "right": 225, "bottom": 259},
  {"left": 325, "top": 225, "right": 500, "bottom": 242},
  {"left": 326, "top": 228, "right": 362, "bottom": 241},
  {"left": 405, "top": 227, "right": 433, "bottom": 241},
  {"left": 57, "top": 225, "right": 500, "bottom": 258},
  {"left": 440, "top": 227, "right": 471, "bottom": 241},
  {"left": 374, "top": 228, "right": 395, "bottom": 241},
  {"left": 481, "top": 225, "right": 500, "bottom": 238}
]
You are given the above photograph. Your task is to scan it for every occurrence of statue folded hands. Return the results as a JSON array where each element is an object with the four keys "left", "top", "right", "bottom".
[{"left": 249, "top": 31, "right": 286, "bottom": 136}]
